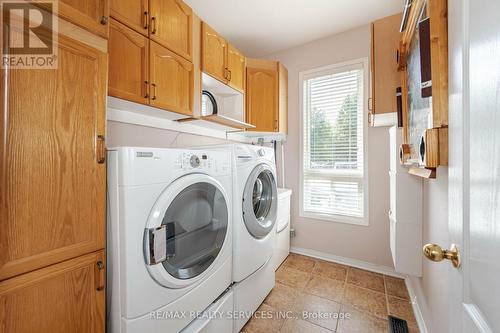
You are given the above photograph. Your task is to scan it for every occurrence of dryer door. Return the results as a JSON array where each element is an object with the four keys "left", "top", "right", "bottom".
[
  {"left": 144, "top": 173, "right": 229, "bottom": 288},
  {"left": 242, "top": 163, "right": 278, "bottom": 239}
]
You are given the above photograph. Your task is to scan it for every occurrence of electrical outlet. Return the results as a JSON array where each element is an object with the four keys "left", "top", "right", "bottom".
[{"left": 290, "top": 229, "right": 296, "bottom": 238}]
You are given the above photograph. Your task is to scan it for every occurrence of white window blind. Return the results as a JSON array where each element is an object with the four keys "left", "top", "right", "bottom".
[{"left": 301, "top": 62, "right": 366, "bottom": 223}]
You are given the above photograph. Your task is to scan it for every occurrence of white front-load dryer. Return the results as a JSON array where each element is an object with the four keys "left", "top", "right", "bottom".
[
  {"left": 232, "top": 144, "right": 278, "bottom": 282},
  {"left": 231, "top": 144, "right": 278, "bottom": 332},
  {"left": 192, "top": 144, "right": 279, "bottom": 332},
  {"left": 107, "top": 147, "right": 233, "bottom": 333}
]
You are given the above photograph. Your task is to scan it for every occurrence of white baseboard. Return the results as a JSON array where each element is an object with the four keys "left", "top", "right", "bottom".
[
  {"left": 290, "top": 246, "right": 404, "bottom": 278},
  {"left": 405, "top": 276, "right": 429, "bottom": 333},
  {"left": 290, "top": 246, "right": 429, "bottom": 333}
]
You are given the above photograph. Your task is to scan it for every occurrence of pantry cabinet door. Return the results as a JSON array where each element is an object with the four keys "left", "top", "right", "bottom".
[
  {"left": 57, "top": 0, "right": 110, "bottom": 38},
  {"left": 227, "top": 43, "right": 246, "bottom": 93},
  {"left": 0, "top": 251, "right": 106, "bottom": 333},
  {"left": 201, "top": 22, "right": 227, "bottom": 83},
  {"left": 278, "top": 63, "right": 288, "bottom": 133},
  {"left": 150, "top": 41, "right": 193, "bottom": 116},
  {"left": 371, "top": 13, "right": 402, "bottom": 115},
  {"left": 0, "top": 34, "right": 107, "bottom": 280},
  {"left": 110, "top": 0, "right": 149, "bottom": 36},
  {"left": 108, "top": 19, "right": 149, "bottom": 104},
  {"left": 150, "top": 0, "right": 192, "bottom": 61},
  {"left": 246, "top": 67, "right": 279, "bottom": 132}
]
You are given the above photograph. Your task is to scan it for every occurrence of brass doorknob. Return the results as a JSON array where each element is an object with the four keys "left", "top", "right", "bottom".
[{"left": 423, "top": 243, "right": 461, "bottom": 268}]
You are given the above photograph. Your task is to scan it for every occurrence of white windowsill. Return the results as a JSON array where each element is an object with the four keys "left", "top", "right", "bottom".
[{"left": 300, "top": 211, "right": 369, "bottom": 226}]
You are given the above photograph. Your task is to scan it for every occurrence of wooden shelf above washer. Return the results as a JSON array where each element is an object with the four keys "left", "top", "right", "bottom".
[{"left": 177, "top": 114, "right": 255, "bottom": 131}]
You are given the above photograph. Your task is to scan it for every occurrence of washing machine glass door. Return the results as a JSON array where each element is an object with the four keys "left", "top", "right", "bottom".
[
  {"left": 144, "top": 174, "right": 229, "bottom": 288},
  {"left": 242, "top": 163, "right": 278, "bottom": 239}
]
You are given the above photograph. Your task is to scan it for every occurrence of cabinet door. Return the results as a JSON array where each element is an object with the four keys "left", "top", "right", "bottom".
[
  {"left": 278, "top": 63, "right": 288, "bottom": 133},
  {"left": 227, "top": 43, "right": 245, "bottom": 93},
  {"left": 0, "top": 251, "right": 105, "bottom": 333},
  {"left": 150, "top": 41, "right": 193, "bottom": 116},
  {"left": 371, "top": 13, "right": 402, "bottom": 115},
  {"left": 246, "top": 67, "right": 279, "bottom": 132},
  {"left": 109, "top": 19, "right": 149, "bottom": 104},
  {"left": 57, "top": 0, "right": 110, "bottom": 38},
  {"left": 0, "top": 34, "right": 107, "bottom": 280},
  {"left": 150, "top": 0, "right": 192, "bottom": 61},
  {"left": 110, "top": 0, "right": 149, "bottom": 36},
  {"left": 201, "top": 22, "right": 227, "bottom": 83}
]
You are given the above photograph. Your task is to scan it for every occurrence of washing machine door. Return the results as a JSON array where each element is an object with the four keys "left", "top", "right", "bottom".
[
  {"left": 144, "top": 173, "right": 229, "bottom": 289},
  {"left": 242, "top": 163, "right": 278, "bottom": 239}
]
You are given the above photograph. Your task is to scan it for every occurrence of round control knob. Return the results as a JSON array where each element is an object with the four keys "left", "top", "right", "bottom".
[
  {"left": 190, "top": 155, "right": 200, "bottom": 168},
  {"left": 258, "top": 149, "right": 265, "bottom": 157}
]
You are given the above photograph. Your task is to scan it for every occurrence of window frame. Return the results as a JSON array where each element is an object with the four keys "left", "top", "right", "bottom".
[{"left": 299, "top": 58, "right": 369, "bottom": 226}]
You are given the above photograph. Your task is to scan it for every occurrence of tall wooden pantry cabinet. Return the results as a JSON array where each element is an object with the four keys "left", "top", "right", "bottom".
[{"left": 0, "top": 3, "right": 108, "bottom": 332}]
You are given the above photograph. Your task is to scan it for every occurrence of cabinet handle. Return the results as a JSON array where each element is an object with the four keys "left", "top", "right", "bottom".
[
  {"left": 368, "top": 111, "right": 374, "bottom": 126},
  {"left": 100, "top": 16, "right": 108, "bottom": 25},
  {"left": 144, "top": 80, "right": 149, "bottom": 98},
  {"left": 143, "top": 11, "right": 148, "bottom": 30},
  {"left": 151, "top": 17, "right": 157, "bottom": 34},
  {"left": 96, "top": 135, "right": 105, "bottom": 164},
  {"left": 95, "top": 261, "right": 105, "bottom": 291},
  {"left": 368, "top": 97, "right": 373, "bottom": 111},
  {"left": 224, "top": 68, "right": 231, "bottom": 81},
  {"left": 151, "top": 83, "right": 157, "bottom": 100}
]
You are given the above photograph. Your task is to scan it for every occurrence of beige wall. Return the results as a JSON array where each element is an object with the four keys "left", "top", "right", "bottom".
[
  {"left": 265, "top": 20, "right": 453, "bottom": 333},
  {"left": 265, "top": 25, "right": 393, "bottom": 267}
]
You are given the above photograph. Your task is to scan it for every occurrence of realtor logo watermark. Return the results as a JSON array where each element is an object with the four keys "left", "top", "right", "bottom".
[{"left": 1, "top": 0, "right": 58, "bottom": 69}]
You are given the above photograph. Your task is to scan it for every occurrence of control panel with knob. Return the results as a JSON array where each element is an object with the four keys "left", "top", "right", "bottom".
[
  {"left": 190, "top": 155, "right": 200, "bottom": 168},
  {"left": 257, "top": 149, "right": 265, "bottom": 157}
]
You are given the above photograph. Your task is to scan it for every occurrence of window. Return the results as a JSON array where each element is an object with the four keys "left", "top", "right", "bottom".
[{"left": 300, "top": 59, "right": 368, "bottom": 225}]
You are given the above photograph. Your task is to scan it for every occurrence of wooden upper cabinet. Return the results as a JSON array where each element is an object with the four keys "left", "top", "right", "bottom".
[
  {"left": 278, "top": 63, "right": 288, "bottom": 133},
  {"left": 0, "top": 34, "right": 107, "bottom": 280},
  {"left": 201, "top": 22, "right": 227, "bottom": 83},
  {"left": 110, "top": 0, "right": 149, "bottom": 36},
  {"left": 0, "top": 251, "right": 105, "bottom": 333},
  {"left": 227, "top": 43, "right": 246, "bottom": 93},
  {"left": 109, "top": 19, "right": 149, "bottom": 104},
  {"left": 370, "top": 13, "right": 403, "bottom": 119},
  {"left": 246, "top": 60, "right": 279, "bottom": 132},
  {"left": 150, "top": 41, "right": 193, "bottom": 115},
  {"left": 246, "top": 59, "right": 288, "bottom": 133},
  {"left": 57, "top": 0, "right": 110, "bottom": 38},
  {"left": 150, "top": 0, "right": 193, "bottom": 61}
]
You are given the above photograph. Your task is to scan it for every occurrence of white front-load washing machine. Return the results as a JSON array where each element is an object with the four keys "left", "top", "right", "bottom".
[
  {"left": 107, "top": 147, "right": 234, "bottom": 333},
  {"left": 231, "top": 144, "right": 278, "bottom": 332},
  {"left": 194, "top": 144, "right": 279, "bottom": 332}
]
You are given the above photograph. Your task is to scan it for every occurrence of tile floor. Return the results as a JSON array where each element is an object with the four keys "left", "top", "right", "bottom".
[{"left": 242, "top": 253, "right": 420, "bottom": 333}]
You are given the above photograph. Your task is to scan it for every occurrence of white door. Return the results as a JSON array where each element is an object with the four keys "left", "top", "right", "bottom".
[{"left": 446, "top": 0, "right": 500, "bottom": 332}]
